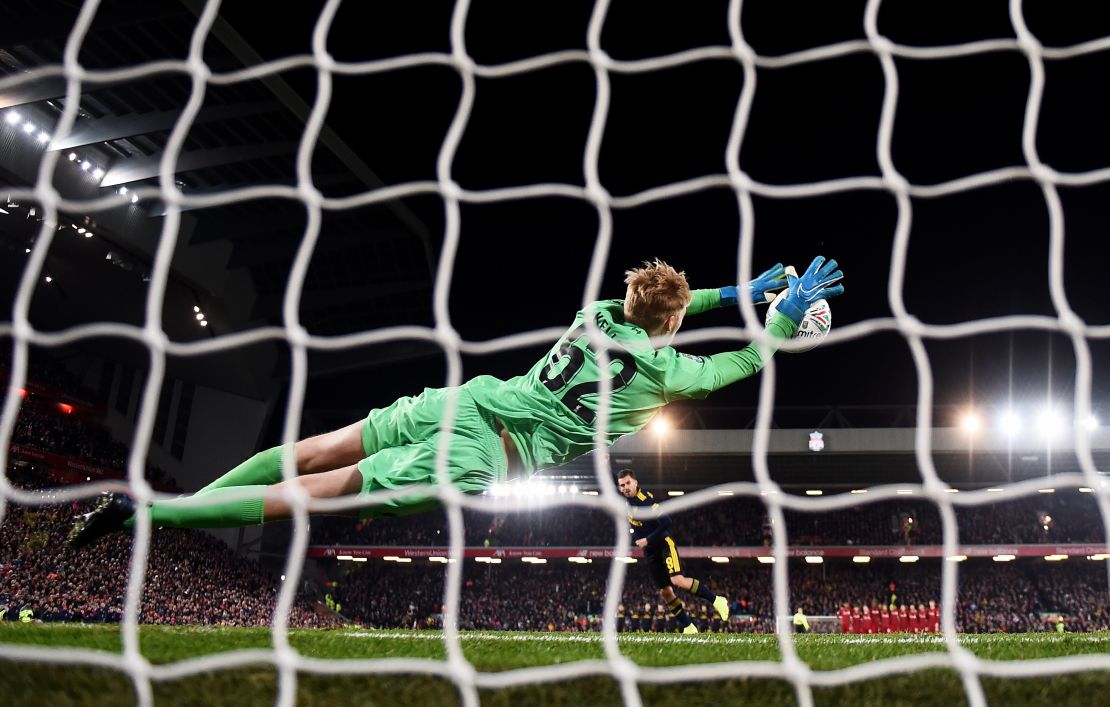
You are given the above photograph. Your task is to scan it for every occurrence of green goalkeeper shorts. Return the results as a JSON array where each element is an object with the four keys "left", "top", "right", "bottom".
[{"left": 357, "top": 386, "right": 506, "bottom": 518}]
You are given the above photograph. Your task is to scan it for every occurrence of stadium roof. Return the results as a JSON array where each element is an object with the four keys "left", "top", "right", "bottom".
[{"left": 0, "top": 0, "right": 438, "bottom": 399}]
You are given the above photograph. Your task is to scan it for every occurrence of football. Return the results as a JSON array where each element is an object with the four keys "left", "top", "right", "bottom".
[{"left": 765, "top": 290, "right": 832, "bottom": 353}]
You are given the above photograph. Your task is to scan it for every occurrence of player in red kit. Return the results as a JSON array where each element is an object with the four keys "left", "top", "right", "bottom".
[
  {"left": 851, "top": 605, "right": 862, "bottom": 635},
  {"left": 908, "top": 604, "right": 920, "bottom": 633},
  {"left": 861, "top": 606, "right": 874, "bottom": 634},
  {"left": 838, "top": 603, "right": 852, "bottom": 634},
  {"left": 880, "top": 605, "right": 892, "bottom": 633},
  {"left": 897, "top": 604, "right": 908, "bottom": 632},
  {"left": 927, "top": 600, "right": 940, "bottom": 633}
]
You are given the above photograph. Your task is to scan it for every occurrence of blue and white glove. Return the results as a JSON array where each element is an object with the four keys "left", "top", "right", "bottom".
[
  {"left": 776, "top": 256, "right": 844, "bottom": 324},
  {"left": 719, "top": 263, "right": 789, "bottom": 307}
]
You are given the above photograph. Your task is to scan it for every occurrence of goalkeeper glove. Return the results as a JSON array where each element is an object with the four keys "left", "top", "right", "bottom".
[
  {"left": 719, "top": 263, "right": 788, "bottom": 307},
  {"left": 776, "top": 255, "right": 844, "bottom": 324}
]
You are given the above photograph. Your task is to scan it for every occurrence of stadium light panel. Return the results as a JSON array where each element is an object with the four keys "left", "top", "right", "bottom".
[
  {"left": 651, "top": 417, "right": 669, "bottom": 435},
  {"left": 4, "top": 111, "right": 20, "bottom": 125},
  {"left": 987, "top": 488, "right": 1004, "bottom": 493},
  {"left": 615, "top": 557, "right": 635, "bottom": 564},
  {"left": 1038, "top": 488, "right": 1055, "bottom": 494},
  {"left": 1087, "top": 414, "right": 1099, "bottom": 431},
  {"left": 37, "top": 131, "right": 49, "bottom": 144},
  {"left": 852, "top": 556, "right": 871, "bottom": 563},
  {"left": 710, "top": 556, "right": 729, "bottom": 563},
  {"left": 569, "top": 485, "right": 578, "bottom": 494},
  {"left": 1037, "top": 408, "right": 1064, "bottom": 439},
  {"left": 896, "top": 489, "right": 914, "bottom": 495},
  {"left": 336, "top": 555, "right": 353, "bottom": 561},
  {"left": 960, "top": 411, "right": 980, "bottom": 433},
  {"left": 993, "top": 554, "right": 1016, "bottom": 562},
  {"left": 804, "top": 556, "right": 823, "bottom": 564},
  {"left": 756, "top": 556, "right": 775, "bottom": 564},
  {"left": 44, "top": 275, "right": 52, "bottom": 283},
  {"left": 667, "top": 490, "right": 684, "bottom": 496},
  {"left": 999, "top": 411, "right": 1021, "bottom": 436},
  {"left": 22, "top": 121, "right": 35, "bottom": 134},
  {"left": 850, "top": 489, "right": 868, "bottom": 494},
  {"left": 80, "top": 161, "right": 91, "bottom": 171},
  {"left": 131, "top": 194, "right": 138, "bottom": 203},
  {"left": 522, "top": 557, "right": 546, "bottom": 564},
  {"left": 76, "top": 228, "right": 85, "bottom": 234},
  {"left": 805, "top": 489, "right": 822, "bottom": 496},
  {"left": 582, "top": 490, "right": 598, "bottom": 495},
  {"left": 353, "top": 557, "right": 368, "bottom": 562},
  {"left": 717, "top": 490, "right": 733, "bottom": 496},
  {"left": 1079, "top": 487, "right": 1094, "bottom": 493},
  {"left": 68, "top": 152, "right": 77, "bottom": 161},
  {"left": 1087, "top": 554, "right": 1110, "bottom": 561},
  {"left": 947, "top": 555, "right": 968, "bottom": 562},
  {"left": 1044, "top": 555, "right": 1068, "bottom": 561},
  {"left": 199, "top": 320, "right": 208, "bottom": 327},
  {"left": 899, "top": 556, "right": 919, "bottom": 563},
  {"left": 945, "top": 488, "right": 959, "bottom": 493}
]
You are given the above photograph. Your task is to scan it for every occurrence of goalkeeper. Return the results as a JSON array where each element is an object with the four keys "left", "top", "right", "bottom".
[{"left": 69, "top": 256, "right": 843, "bottom": 546}]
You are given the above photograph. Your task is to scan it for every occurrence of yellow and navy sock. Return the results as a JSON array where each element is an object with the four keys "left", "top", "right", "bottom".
[
  {"left": 690, "top": 578, "right": 717, "bottom": 603},
  {"left": 667, "top": 598, "right": 693, "bottom": 628}
]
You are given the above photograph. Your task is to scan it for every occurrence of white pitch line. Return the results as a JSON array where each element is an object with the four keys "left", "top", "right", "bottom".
[{"left": 339, "top": 631, "right": 767, "bottom": 646}]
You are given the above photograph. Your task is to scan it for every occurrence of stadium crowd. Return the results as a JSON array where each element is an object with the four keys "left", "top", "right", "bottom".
[
  {"left": 0, "top": 467, "right": 338, "bottom": 627},
  {"left": 326, "top": 557, "right": 1109, "bottom": 634},
  {"left": 311, "top": 492, "right": 1104, "bottom": 548},
  {"left": 5, "top": 352, "right": 181, "bottom": 492}
]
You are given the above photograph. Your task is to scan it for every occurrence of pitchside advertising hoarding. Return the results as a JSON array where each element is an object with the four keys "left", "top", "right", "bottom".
[{"left": 307, "top": 544, "right": 1110, "bottom": 560}]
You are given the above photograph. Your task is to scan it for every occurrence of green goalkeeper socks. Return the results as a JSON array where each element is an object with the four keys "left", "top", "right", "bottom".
[
  {"left": 122, "top": 485, "right": 267, "bottom": 529},
  {"left": 195, "top": 446, "right": 286, "bottom": 495}
]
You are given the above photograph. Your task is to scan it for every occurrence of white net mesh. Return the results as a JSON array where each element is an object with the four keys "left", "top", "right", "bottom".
[{"left": 2, "top": 0, "right": 1110, "bottom": 706}]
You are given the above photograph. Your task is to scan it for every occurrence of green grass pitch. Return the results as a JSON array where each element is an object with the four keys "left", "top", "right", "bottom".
[{"left": 2, "top": 625, "right": 1110, "bottom": 706}]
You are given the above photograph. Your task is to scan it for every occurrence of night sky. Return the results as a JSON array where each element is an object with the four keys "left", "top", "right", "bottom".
[
  {"left": 12, "top": 1, "right": 1110, "bottom": 426},
  {"left": 247, "top": 0, "right": 1110, "bottom": 423}
]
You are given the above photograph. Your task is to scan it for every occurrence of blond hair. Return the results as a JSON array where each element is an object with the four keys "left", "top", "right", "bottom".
[{"left": 622, "top": 258, "right": 692, "bottom": 331}]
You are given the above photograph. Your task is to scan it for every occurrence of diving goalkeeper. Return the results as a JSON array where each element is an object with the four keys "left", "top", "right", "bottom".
[{"left": 69, "top": 256, "right": 844, "bottom": 547}]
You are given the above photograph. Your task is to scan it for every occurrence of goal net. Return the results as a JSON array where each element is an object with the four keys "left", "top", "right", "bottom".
[{"left": 2, "top": 1, "right": 1110, "bottom": 707}]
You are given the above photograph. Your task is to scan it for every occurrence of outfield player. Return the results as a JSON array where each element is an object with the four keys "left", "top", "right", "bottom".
[
  {"left": 70, "top": 257, "right": 844, "bottom": 547},
  {"left": 617, "top": 469, "right": 729, "bottom": 635},
  {"left": 927, "top": 600, "right": 939, "bottom": 633}
]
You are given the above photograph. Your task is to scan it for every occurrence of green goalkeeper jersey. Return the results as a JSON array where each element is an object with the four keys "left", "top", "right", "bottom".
[{"left": 465, "top": 288, "right": 797, "bottom": 473}]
